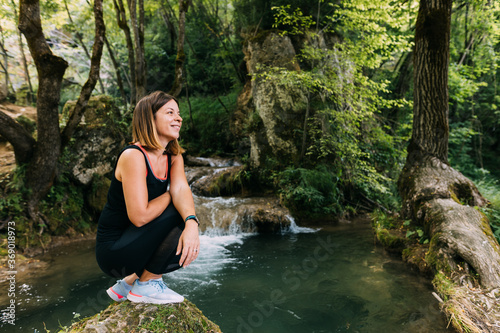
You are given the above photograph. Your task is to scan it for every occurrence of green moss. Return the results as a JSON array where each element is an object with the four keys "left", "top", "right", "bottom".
[
  {"left": 0, "top": 165, "right": 95, "bottom": 250},
  {"left": 425, "top": 234, "right": 453, "bottom": 275},
  {"left": 433, "top": 272, "right": 456, "bottom": 302},
  {"left": 375, "top": 228, "right": 402, "bottom": 248},
  {"left": 370, "top": 210, "right": 408, "bottom": 251},
  {"left": 16, "top": 115, "right": 36, "bottom": 135},
  {"left": 246, "top": 29, "right": 281, "bottom": 46},
  {"left": 478, "top": 212, "right": 500, "bottom": 257},
  {"left": 87, "top": 174, "right": 111, "bottom": 214},
  {"left": 449, "top": 183, "right": 475, "bottom": 206},
  {"left": 207, "top": 167, "right": 249, "bottom": 196},
  {"left": 64, "top": 300, "right": 221, "bottom": 333},
  {"left": 449, "top": 190, "right": 462, "bottom": 205}
]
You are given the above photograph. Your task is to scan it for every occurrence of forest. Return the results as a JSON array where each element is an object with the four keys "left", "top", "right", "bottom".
[{"left": 0, "top": 0, "right": 500, "bottom": 332}]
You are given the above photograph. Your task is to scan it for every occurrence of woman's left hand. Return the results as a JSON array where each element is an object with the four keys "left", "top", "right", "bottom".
[{"left": 176, "top": 221, "right": 200, "bottom": 267}]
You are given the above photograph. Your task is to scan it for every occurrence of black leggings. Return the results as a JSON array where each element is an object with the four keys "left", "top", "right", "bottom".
[{"left": 96, "top": 203, "right": 184, "bottom": 278}]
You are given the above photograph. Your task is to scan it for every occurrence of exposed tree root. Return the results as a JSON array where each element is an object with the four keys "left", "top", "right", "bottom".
[
  {"left": 398, "top": 156, "right": 500, "bottom": 332},
  {"left": 434, "top": 273, "right": 500, "bottom": 333},
  {"left": 399, "top": 157, "right": 500, "bottom": 288}
]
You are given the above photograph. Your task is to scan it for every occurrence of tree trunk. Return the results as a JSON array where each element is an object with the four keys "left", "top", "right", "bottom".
[
  {"left": 0, "top": 27, "right": 15, "bottom": 95},
  {"left": 11, "top": 0, "right": 34, "bottom": 104},
  {"left": 104, "top": 34, "right": 128, "bottom": 109},
  {"left": 61, "top": 0, "right": 105, "bottom": 149},
  {"left": 169, "top": 0, "right": 190, "bottom": 97},
  {"left": 113, "top": 0, "right": 136, "bottom": 105},
  {"left": 160, "top": 4, "right": 177, "bottom": 51},
  {"left": 0, "top": 110, "right": 35, "bottom": 164},
  {"left": 398, "top": 0, "right": 500, "bottom": 292},
  {"left": 128, "top": 0, "right": 147, "bottom": 101},
  {"left": 18, "top": 0, "right": 68, "bottom": 207},
  {"left": 63, "top": 0, "right": 105, "bottom": 95}
]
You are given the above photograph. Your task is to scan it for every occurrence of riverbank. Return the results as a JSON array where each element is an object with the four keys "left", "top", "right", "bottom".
[
  {"left": 371, "top": 212, "right": 500, "bottom": 332},
  {"left": 0, "top": 232, "right": 96, "bottom": 284}
]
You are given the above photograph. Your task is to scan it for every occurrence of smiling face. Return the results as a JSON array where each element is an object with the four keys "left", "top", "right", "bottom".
[{"left": 154, "top": 99, "right": 182, "bottom": 143}]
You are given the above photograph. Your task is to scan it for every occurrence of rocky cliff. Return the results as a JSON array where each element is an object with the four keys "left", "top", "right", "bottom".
[{"left": 232, "top": 30, "right": 307, "bottom": 168}]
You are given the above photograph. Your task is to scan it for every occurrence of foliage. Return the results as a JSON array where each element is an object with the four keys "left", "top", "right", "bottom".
[
  {"left": 475, "top": 175, "right": 500, "bottom": 244},
  {"left": 183, "top": 0, "right": 245, "bottom": 96},
  {"left": 447, "top": 0, "right": 500, "bottom": 177},
  {"left": 178, "top": 91, "right": 239, "bottom": 156},
  {"left": 275, "top": 165, "right": 342, "bottom": 217},
  {"left": 233, "top": 0, "right": 324, "bottom": 33},
  {"left": 0, "top": 167, "right": 29, "bottom": 224},
  {"left": 0, "top": 0, "right": 499, "bottom": 239},
  {"left": 0, "top": 166, "right": 94, "bottom": 249},
  {"left": 253, "top": 1, "right": 415, "bottom": 215}
]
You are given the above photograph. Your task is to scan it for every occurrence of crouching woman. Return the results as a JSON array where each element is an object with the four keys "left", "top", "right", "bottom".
[{"left": 96, "top": 91, "right": 199, "bottom": 304}]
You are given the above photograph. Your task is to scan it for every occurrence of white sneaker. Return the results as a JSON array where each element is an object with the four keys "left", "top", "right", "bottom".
[
  {"left": 106, "top": 279, "right": 132, "bottom": 302},
  {"left": 127, "top": 278, "right": 184, "bottom": 304}
]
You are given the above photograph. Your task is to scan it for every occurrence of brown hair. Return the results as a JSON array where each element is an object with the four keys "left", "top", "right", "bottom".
[{"left": 132, "top": 91, "right": 185, "bottom": 155}]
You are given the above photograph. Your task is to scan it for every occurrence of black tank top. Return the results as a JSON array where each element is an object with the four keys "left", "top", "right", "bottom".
[{"left": 96, "top": 145, "right": 172, "bottom": 242}]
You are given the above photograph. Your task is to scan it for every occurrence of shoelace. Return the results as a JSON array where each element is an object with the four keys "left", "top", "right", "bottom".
[{"left": 152, "top": 279, "right": 168, "bottom": 293}]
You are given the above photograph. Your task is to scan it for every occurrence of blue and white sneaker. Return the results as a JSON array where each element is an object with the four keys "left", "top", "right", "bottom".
[
  {"left": 127, "top": 278, "right": 184, "bottom": 304},
  {"left": 106, "top": 279, "right": 133, "bottom": 302}
]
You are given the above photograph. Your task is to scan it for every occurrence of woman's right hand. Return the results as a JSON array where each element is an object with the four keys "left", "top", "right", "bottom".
[{"left": 176, "top": 220, "right": 200, "bottom": 267}]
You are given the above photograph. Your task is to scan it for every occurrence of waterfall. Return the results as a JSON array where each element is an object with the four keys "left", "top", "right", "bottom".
[{"left": 168, "top": 157, "right": 317, "bottom": 289}]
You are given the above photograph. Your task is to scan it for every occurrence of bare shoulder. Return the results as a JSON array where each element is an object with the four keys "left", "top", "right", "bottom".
[
  {"left": 119, "top": 147, "right": 144, "bottom": 162},
  {"left": 171, "top": 153, "right": 185, "bottom": 166},
  {"left": 116, "top": 148, "right": 146, "bottom": 181}
]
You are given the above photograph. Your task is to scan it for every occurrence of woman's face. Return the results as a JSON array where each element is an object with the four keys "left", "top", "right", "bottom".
[{"left": 154, "top": 99, "right": 182, "bottom": 142}]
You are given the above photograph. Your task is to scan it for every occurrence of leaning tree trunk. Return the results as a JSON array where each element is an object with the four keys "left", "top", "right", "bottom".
[
  {"left": 11, "top": 0, "right": 34, "bottom": 104},
  {"left": 398, "top": 0, "right": 500, "bottom": 293},
  {"left": 62, "top": 0, "right": 105, "bottom": 95},
  {"left": 104, "top": 34, "right": 128, "bottom": 109},
  {"left": 60, "top": 0, "right": 105, "bottom": 149},
  {"left": 113, "top": 0, "right": 136, "bottom": 105},
  {"left": 18, "top": 0, "right": 68, "bottom": 209},
  {"left": 128, "top": 0, "right": 147, "bottom": 101},
  {"left": 169, "top": 0, "right": 190, "bottom": 97}
]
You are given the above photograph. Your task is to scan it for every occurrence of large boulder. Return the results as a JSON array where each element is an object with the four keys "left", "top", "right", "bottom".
[
  {"left": 191, "top": 165, "right": 246, "bottom": 197},
  {"left": 232, "top": 30, "right": 307, "bottom": 168},
  {"left": 62, "top": 95, "right": 128, "bottom": 186},
  {"left": 65, "top": 300, "right": 221, "bottom": 333}
]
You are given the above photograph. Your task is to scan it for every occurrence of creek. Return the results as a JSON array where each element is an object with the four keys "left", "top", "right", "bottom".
[{"left": 0, "top": 160, "right": 451, "bottom": 332}]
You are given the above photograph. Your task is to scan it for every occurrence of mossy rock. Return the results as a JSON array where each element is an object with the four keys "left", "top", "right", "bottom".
[
  {"left": 87, "top": 174, "right": 111, "bottom": 214},
  {"left": 61, "top": 95, "right": 128, "bottom": 185},
  {"left": 191, "top": 166, "right": 247, "bottom": 197},
  {"left": 61, "top": 95, "right": 122, "bottom": 128},
  {"left": 64, "top": 300, "right": 222, "bottom": 333},
  {"left": 251, "top": 207, "right": 291, "bottom": 233},
  {"left": 373, "top": 226, "right": 408, "bottom": 253}
]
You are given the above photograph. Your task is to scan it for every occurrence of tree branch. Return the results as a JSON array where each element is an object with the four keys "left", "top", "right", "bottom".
[
  {"left": 169, "top": 0, "right": 191, "bottom": 97},
  {"left": 61, "top": 0, "right": 105, "bottom": 149},
  {"left": 0, "top": 110, "right": 35, "bottom": 164}
]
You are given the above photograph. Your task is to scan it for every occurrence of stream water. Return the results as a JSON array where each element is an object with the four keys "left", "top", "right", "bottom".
[{"left": 0, "top": 161, "right": 451, "bottom": 333}]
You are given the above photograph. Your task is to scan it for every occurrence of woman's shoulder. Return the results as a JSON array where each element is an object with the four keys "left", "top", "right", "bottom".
[
  {"left": 170, "top": 153, "right": 184, "bottom": 166},
  {"left": 118, "top": 146, "right": 146, "bottom": 165}
]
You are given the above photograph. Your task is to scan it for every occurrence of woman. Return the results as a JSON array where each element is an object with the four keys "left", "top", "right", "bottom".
[{"left": 96, "top": 91, "right": 199, "bottom": 304}]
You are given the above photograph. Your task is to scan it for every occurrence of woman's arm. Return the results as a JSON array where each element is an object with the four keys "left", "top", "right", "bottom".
[
  {"left": 169, "top": 154, "right": 199, "bottom": 267},
  {"left": 117, "top": 149, "right": 171, "bottom": 227}
]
